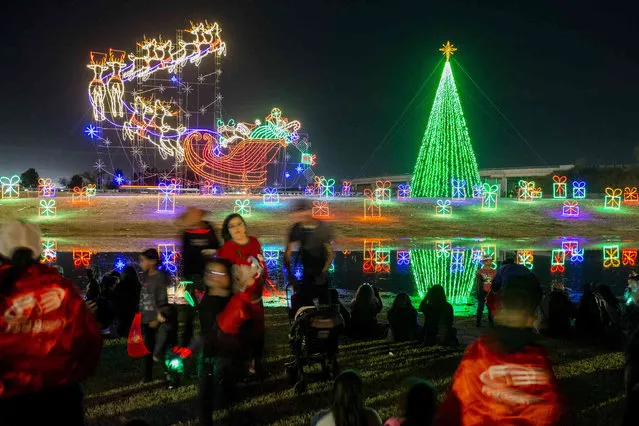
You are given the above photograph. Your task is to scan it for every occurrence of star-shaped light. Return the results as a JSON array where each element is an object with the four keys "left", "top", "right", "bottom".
[
  {"left": 93, "top": 159, "right": 105, "bottom": 171},
  {"left": 170, "top": 75, "right": 178, "bottom": 83},
  {"left": 286, "top": 153, "right": 291, "bottom": 160},
  {"left": 114, "top": 258, "right": 126, "bottom": 271},
  {"left": 158, "top": 84, "right": 166, "bottom": 93},
  {"left": 198, "top": 74, "right": 205, "bottom": 83},
  {"left": 102, "top": 138, "right": 112, "bottom": 147},
  {"left": 85, "top": 125, "right": 99, "bottom": 139},
  {"left": 131, "top": 147, "right": 141, "bottom": 156},
  {"left": 439, "top": 41, "right": 457, "bottom": 61},
  {"left": 285, "top": 172, "right": 290, "bottom": 179},
  {"left": 114, "top": 174, "right": 125, "bottom": 185},
  {"left": 216, "top": 94, "right": 223, "bottom": 101},
  {"left": 215, "top": 69, "right": 222, "bottom": 76},
  {"left": 295, "top": 165, "right": 304, "bottom": 174},
  {"left": 199, "top": 106, "right": 208, "bottom": 114},
  {"left": 182, "top": 83, "right": 193, "bottom": 94},
  {"left": 140, "top": 161, "right": 148, "bottom": 170},
  {"left": 185, "top": 111, "right": 192, "bottom": 119}
]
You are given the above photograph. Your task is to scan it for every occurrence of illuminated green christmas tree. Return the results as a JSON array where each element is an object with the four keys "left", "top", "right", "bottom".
[{"left": 412, "top": 42, "right": 480, "bottom": 198}]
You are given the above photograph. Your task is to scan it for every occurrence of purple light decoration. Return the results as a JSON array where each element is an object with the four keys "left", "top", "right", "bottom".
[{"left": 397, "top": 250, "right": 410, "bottom": 266}]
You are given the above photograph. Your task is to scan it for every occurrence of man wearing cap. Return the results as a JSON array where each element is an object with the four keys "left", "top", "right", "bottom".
[
  {"left": 475, "top": 254, "right": 496, "bottom": 327},
  {"left": 284, "top": 198, "right": 334, "bottom": 313}
]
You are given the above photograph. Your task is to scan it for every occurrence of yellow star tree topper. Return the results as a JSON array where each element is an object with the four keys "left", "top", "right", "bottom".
[{"left": 439, "top": 41, "right": 457, "bottom": 61}]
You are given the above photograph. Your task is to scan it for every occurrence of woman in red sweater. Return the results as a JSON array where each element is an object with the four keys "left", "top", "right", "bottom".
[{"left": 216, "top": 213, "right": 267, "bottom": 377}]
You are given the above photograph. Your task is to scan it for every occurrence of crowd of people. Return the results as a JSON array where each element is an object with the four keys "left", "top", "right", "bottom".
[{"left": 1, "top": 201, "right": 639, "bottom": 425}]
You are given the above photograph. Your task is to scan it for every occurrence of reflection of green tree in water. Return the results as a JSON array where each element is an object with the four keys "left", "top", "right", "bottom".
[{"left": 410, "top": 249, "right": 479, "bottom": 305}]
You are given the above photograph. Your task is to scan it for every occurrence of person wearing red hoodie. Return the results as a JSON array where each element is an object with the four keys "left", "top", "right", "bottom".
[
  {"left": 0, "top": 221, "right": 102, "bottom": 426},
  {"left": 436, "top": 273, "right": 565, "bottom": 426},
  {"left": 216, "top": 213, "right": 267, "bottom": 377}
]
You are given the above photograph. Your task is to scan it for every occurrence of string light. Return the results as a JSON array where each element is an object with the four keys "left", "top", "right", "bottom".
[
  {"left": 397, "top": 250, "right": 410, "bottom": 266},
  {"left": 397, "top": 183, "right": 412, "bottom": 198},
  {"left": 363, "top": 189, "right": 381, "bottom": 218},
  {"left": 604, "top": 187, "right": 622, "bottom": 210},
  {"left": 319, "top": 178, "right": 336, "bottom": 198},
  {"left": 562, "top": 200, "right": 580, "bottom": 217},
  {"left": 73, "top": 249, "right": 92, "bottom": 268},
  {"left": 516, "top": 250, "right": 534, "bottom": 270},
  {"left": 39, "top": 199, "right": 56, "bottom": 218},
  {"left": 410, "top": 248, "right": 478, "bottom": 303},
  {"left": 341, "top": 181, "right": 352, "bottom": 196},
  {"left": 157, "top": 182, "right": 177, "bottom": 213},
  {"left": 552, "top": 175, "right": 567, "bottom": 199},
  {"left": 72, "top": 186, "right": 88, "bottom": 205},
  {"left": 232, "top": 199, "right": 250, "bottom": 216},
  {"left": 472, "top": 184, "right": 483, "bottom": 199},
  {"left": 436, "top": 199, "right": 452, "bottom": 216},
  {"left": 262, "top": 187, "right": 280, "bottom": 205},
  {"left": 624, "top": 187, "right": 638, "bottom": 204},
  {"left": 312, "top": 200, "right": 330, "bottom": 218},
  {"left": 37, "top": 178, "right": 56, "bottom": 198},
  {"left": 0, "top": 175, "right": 20, "bottom": 199},
  {"left": 550, "top": 249, "right": 566, "bottom": 274},
  {"left": 41, "top": 239, "right": 57, "bottom": 264},
  {"left": 603, "top": 245, "right": 620, "bottom": 268},
  {"left": 374, "top": 180, "right": 392, "bottom": 203},
  {"left": 572, "top": 181, "right": 586, "bottom": 199},
  {"left": 451, "top": 179, "right": 466, "bottom": 200},
  {"left": 411, "top": 52, "right": 480, "bottom": 198},
  {"left": 481, "top": 183, "right": 499, "bottom": 210},
  {"left": 622, "top": 249, "right": 638, "bottom": 266},
  {"left": 570, "top": 248, "right": 584, "bottom": 264}
]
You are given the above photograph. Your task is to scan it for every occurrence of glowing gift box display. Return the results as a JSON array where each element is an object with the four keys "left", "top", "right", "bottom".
[
  {"left": 561, "top": 240, "right": 579, "bottom": 256},
  {"left": 472, "top": 184, "right": 483, "bottom": 199},
  {"left": 304, "top": 185, "right": 315, "bottom": 196},
  {"left": 436, "top": 241, "right": 452, "bottom": 258},
  {"left": 550, "top": 249, "right": 566, "bottom": 273},
  {"left": 37, "top": 178, "right": 56, "bottom": 198},
  {"left": 374, "top": 248, "right": 391, "bottom": 273},
  {"left": 552, "top": 175, "right": 567, "bottom": 199},
  {"left": 312, "top": 200, "right": 330, "bottom": 218},
  {"left": 39, "top": 199, "right": 56, "bottom": 218},
  {"left": 562, "top": 200, "right": 579, "bottom": 217},
  {"left": 72, "top": 186, "right": 88, "bottom": 205},
  {"left": 570, "top": 248, "right": 584, "bottom": 264},
  {"left": 397, "top": 183, "right": 412, "bottom": 198},
  {"left": 158, "top": 244, "right": 179, "bottom": 274},
  {"left": 157, "top": 182, "right": 177, "bottom": 213},
  {"left": 451, "top": 179, "right": 466, "bottom": 200},
  {"left": 517, "top": 180, "right": 533, "bottom": 201},
  {"left": 481, "top": 183, "right": 499, "bottom": 210},
  {"left": 313, "top": 175, "right": 325, "bottom": 194},
  {"left": 320, "top": 178, "right": 336, "bottom": 198},
  {"left": 480, "top": 244, "right": 498, "bottom": 269},
  {"left": 450, "top": 249, "right": 465, "bottom": 273},
  {"left": 572, "top": 181, "right": 586, "bottom": 199},
  {"left": 436, "top": 199, "right": 452, "bottom": 216},
  {"left": 516, "top": 250, "right": 534, "bottom": 270},
  {"left": 262, "top": 187, "right": 280, "bottom": 205},
  {"left": 603, "top": 245, "right": 620, "bottom": 268},
  {"left": 624, "top": 187, "right": 638, "bottom": 204},
  {"left": 396, "top": 250, "right": 410, "bottom": 266},
  {"left": 41, "top": 239, "right": 58, "bottom": 264},
  {"left": 341, "top": 181, "right": 352, "bottom": 196},
  {"left": 234, "top": 199, "right": 251, "bottom": 216},
  {"left": 363, "top": 239, "right": 382, "bottom": 273},
  {"left": 363, "top": 188, "right": 381, "bottom": 218},
  {"left": 623, "top": 248, "right": 638, "bottom": 266},
  {"left": 374, "top": 180, "right": 392, "bottom": 203},
  {"left": 73, "top": 249, "right": 92, "bottom": 268},
  {"left": 86, "top": 184, "right": 97, "bottom": 198},
  {"left": 301, "top": 153, "right": 313, "bottom": 165},
  {"left": 1, "top": 175, "right": 20, "bottom": 199},
  {"left": 604, "top": 187, "right": 622, "bottom": 210}
]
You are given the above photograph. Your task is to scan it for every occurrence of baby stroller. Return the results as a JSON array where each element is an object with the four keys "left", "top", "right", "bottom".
[{"left": 285, "top": 304, "right": 344, "bottom": 393}]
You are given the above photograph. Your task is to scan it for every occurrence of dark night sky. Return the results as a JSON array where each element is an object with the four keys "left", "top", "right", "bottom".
[{"left": 0, "top": 0, "right": 637, "bottom": 181}]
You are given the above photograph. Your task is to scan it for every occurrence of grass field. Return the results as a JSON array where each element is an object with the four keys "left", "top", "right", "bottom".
[
  {"left": 1, "top": 194, "right": 638, "bottom": 252},
  {"left": 84, "top": 305, "right": 626, "bottom": 426}
]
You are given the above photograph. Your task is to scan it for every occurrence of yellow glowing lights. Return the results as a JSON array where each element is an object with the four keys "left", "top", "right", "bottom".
[{"left": 439, "top": 41, "right": 457, "bottom": 61}]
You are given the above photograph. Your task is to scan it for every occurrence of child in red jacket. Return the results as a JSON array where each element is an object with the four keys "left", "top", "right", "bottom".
[{"left": 436, "top": 274, "right": 565, "bottom": 426}]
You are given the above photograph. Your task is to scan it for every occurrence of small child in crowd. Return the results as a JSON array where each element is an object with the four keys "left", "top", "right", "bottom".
[
  {"left": 138, "top": 248, "right": 172, "bottom": 385},
  {"left": 419, "top": 285, "right": 457, "bottom": 346}
]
